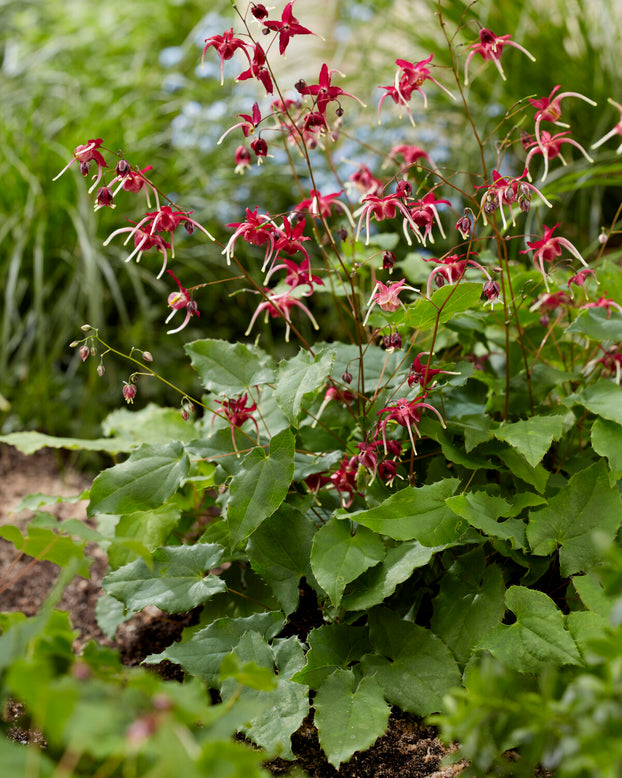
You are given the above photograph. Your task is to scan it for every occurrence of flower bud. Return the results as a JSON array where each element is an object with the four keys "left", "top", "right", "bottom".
[
  {"left": 599, "top": 229, "right": 608, "bottom": 245},
  {"left": 295, "top": 79, "right": 307, "bottom": 93},
  {"left": 382, "top": 250, "right": 396, "bottom": 272},
  {"left": 395, "top": 179, "right": 412, "bottom": 198},
  {"left": 69, "top": 340, "right": 79, "bottom": 348},
  {"left": 251, "top": 2, "right": 269, "bottom": 19},
  {"left": 122, "top": 383, "right": 137, "bottom": 404},
  {"left": 382, "top": 332, "right": 402, "bottom": 351},
  {"left": 342, "top": 370, "right": 353, "bottom": 384},
  {"left": 455, "top": 212, "right": 472, "bottom": 239},
  {"left": 336, "top": 228, "right": 348, "bottom": 241},
  {"left": 97, "top": 364, "right": 105, "bottom": 376},
  {"left": 483, "top": 279, "right": 501, "bottom": 302},
  {"left": 142, "top": 351, "right": 153, "bottom": 362},
  {"left": 96, "top": 187, "right": 114, "bottom": 208},
  {"left": 81, "top": 324, "right": 93, "bottom": 332},
  {"left": 181, "top": 409, "right": 189, "bottom": 421},
  {"left": 251, "top": 137, "right": 268, "bottom": 158},
  {"left": 90, "top": 345, "right": 97, "bottom": 356},
  {"left": 79, "top": 345, "right": 90, "bottom": 362},
  {"left": 184, "top": 221, "right": 195, "bottom": 235},
  {"left": 335, "top": 106, "right": 344, "bottom": 118},
  {"left": 518, "top": 194, "right": 531, "bottom": 213},
  {"left": 116, "top": 159, "right": 131, "bottom": 176}
]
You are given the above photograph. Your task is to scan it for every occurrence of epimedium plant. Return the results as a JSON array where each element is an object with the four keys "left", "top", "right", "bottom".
[{"left": 3, "top": 0, "right": 622, "bottom": 774}]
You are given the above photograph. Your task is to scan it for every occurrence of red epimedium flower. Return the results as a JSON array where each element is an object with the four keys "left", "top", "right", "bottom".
[
  {"left": 376, "top": 394, "right": 445, "bottom": 454},
  {"left": 165, "top": 270, "right": 200, "bottom": 334},
  {"left": 592, "top": 98, "right": 622, "bottom": 154},
  {"left": 202, "top": 28, "right": 251, "bottom": 84},
  {"left": 464, "top": 28, "right": 535, "bottom": 86},
  {"left": 53, "top": 139, "right": 108, "bottom": 193},
  {"left": 297, "top": 63, "right": 363, "bottom": 117},
  {"left": 364, "top": 279, "right": 418, "bottom": 325},
  {"left": 520, "top": 224, "right": 588, "bottom": 289},
  {"left": 263, "top": 1, "right": 315, "bottom": 55},
  {"left": 245, "top": 288, "right": 320, "bottom": 342},
  {"left": 104, "top": 205, "right": 214, "bottom": 278},
  {"left": 237, "top": 43, "right": 273, "bottom": 94}
]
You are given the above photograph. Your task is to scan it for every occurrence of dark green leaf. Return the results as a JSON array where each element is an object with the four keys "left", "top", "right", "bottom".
[
  {"left": 145, "top": 613, "right": 285, "bottom": 686},
  {"left": 246, "top": 505, "right": 316, "bottom": 614},
  {"left": 311, "top": 518, "right": 385, "bottom": 607},
  {"left": 361, "top": 608, "right": 461, "bottom": 715},
  {"left": 185, "top": 339, "right": 275, "bottom": 393},
  {"left": 493, "top": 415, "right": 563, "bottom": 468},
  {"left": 431, "top": 549, "right": 505, "bottom": 665},
  {"left": 227, "top": 428, "right": 295, "bottom": 544},
  {"left": 341, "top": 541, "right": 442, "bottom": 611},
  {"left": 87, "top": 442, "right": 189, "bottom": 517},
  {"left": 292, "top": 624, "right": 371, "bottom": 689},
  {"left": 314, "top": 669, "right": 390, "bottom": 768},
  {"left": 477, "top": 586, "right": 581, "bottom": 672},
  {"left": 274, "top": 348, "right": 335, "bottom": 424},
  {"left": 527, "top": 461, "right": 622, "bottom": 576},
  {"left": 404, "top": 282, "right": 483, "bottom": 330},
  {"left": 102, "top": 543, "right": 226, "bottom": 613},
  {"left": 346, "top": 480, "right": 463, "bottom": 544},
  {"left": 567, "top": 307, "right": 622, "bottom": 341}
]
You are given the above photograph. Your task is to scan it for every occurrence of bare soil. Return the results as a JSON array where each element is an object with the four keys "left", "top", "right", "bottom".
[{"left": 0, "top": 443, "right": 465, "bottom": 777}]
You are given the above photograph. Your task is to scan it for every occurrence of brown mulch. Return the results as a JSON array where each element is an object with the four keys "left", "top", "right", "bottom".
[{"left": 0, "top": 443, "right": 467, "bottom": 777}]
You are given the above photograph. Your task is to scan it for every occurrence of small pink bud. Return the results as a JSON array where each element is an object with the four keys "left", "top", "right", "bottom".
[
  {"left": 142, "top": 351, "right": 153, "bottom": 362},
  {"left": 342, "top": 370, "right": 353, "bottom": 384},
  {"left": 79, "top": 345, "right": 89, "bottom": 362},
  {"left": 181, "top": 409, "right": 189, "bottom": 421}
]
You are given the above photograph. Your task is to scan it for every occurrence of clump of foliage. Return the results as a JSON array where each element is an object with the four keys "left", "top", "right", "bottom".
[{"left": 2, "top": 0, "right": 622, "bottom": 774}]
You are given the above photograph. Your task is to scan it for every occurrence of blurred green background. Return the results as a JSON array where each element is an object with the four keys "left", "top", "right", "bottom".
[{"left": 1, "top": 0, "right": 620, "bottom": 436}]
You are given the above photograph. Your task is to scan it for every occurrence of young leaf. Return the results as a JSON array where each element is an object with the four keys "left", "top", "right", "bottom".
[
  {"left": 346, "top": 479, "right": 462, "bottom": 544},
  {"left": 477, "top": 586, "right": 582, "bottom": 672},
  {"left": 227, "top": 428, "right": 295, "bottom": 545},
  {"left": 314, "top": 669, "right": 390, "bottom": 768},
  {"left": 493, "top": 415, "right": 563, "bottom": 468},
  {"left": 527, "top": 460, "right": 622, "bottom": 576},
  {"left": 310, "top": 518, "right": 385, "bottom": 607},
  {"left": 185, "top": 338, "right": 275, "bottom": 393},
  {"left": 87, "top": 442, "right": 190, "bottom": 517},
  {"left": 274, "top": 347, "right": 335, "bottom": 424},
  {"left": 102, "top": 543, "right": 227, "bottom": 613}
]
